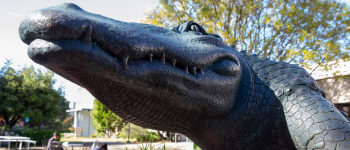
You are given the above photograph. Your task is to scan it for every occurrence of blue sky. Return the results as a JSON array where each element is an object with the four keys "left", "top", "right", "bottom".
[{"left": 0, "top": 0, "right": 349, "bottom": 102}]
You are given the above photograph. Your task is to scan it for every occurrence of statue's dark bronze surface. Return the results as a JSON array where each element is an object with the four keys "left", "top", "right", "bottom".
[{"left": 19, "top": 3, "right": 350, "bottom": 150}]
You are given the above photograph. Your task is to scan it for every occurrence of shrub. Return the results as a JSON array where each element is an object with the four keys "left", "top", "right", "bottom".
[
  {"left": 122, "top": 123, "right": 148, "bottom": 140},
  {"left": 137, "top": 132, "right": 160, "bottom": 142},
  {"left": 14, "top": 129, "right": 57, "bottom": 145},
  {"left": 90, "top": 134, "right": 97, "bottom": 138},
  {"left": 194, "top": 143, "right": 201, "bottom": 149},
  {"left": 119, "top": 131, "right": 124, "bottom": 138},
  {"left": 122, "top": 123, "right": 162, "bottom": 142}
]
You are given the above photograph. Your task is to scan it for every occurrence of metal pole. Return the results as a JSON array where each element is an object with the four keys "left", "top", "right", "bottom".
[
  {"left": 175, "top": 133, "right": 177, "bottom": 143},
  {"left": 74, "top": 111, "right": 77, "bottom": 138},
  {"left": 88, "top": 110, "right": 91, "bottom": 138},
  {"left": 126, "top": 122, "right": 131, "bottom": 143}
]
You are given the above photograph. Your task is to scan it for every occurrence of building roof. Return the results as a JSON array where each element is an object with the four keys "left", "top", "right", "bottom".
[
  {"left": 67, "top": 87, "right": 95, "bottom": 112},
  {"left": 306, "top": 60, "right": 350, "bottom": 80}
]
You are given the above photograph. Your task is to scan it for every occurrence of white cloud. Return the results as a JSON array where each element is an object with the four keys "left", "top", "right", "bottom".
[{"left": 7, "top": 12, "right": 24, "bottom": 18}]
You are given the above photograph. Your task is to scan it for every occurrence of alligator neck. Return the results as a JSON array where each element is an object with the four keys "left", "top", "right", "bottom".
[{"left": 191, "top": 55, "right": 296, "bottom": 149}]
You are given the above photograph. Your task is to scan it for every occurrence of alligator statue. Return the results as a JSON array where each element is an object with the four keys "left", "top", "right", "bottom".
[{"left": 18, "top": 3, "right": 350, "bottom": 150}]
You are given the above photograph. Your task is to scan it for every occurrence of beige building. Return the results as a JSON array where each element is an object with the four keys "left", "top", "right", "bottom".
[{"left": 307, "top": 60, "right": 350, "bottom": 116}]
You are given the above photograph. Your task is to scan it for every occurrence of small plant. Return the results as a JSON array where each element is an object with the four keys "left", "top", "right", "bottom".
[
  {"left": 122, "top": 123, "right": 148, "bottom": 140},
  {"left": 137, "top": 132, "right": 160, "bottom": 142},
  {"left": 90, "top": 134, "right": 97, "bottom": 138},
  {"left": 194, "top": 143, "right": 201, "bottom": 149},
  {"left": 125, "top": 135, "right": 174, "bottom": 150}
]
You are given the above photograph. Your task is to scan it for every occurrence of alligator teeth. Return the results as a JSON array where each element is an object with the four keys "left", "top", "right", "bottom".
[
  {"left": 171, "top": 58, "right": 177, "bottom": 67},
  {"left": 185, "top": 66, "right": 188, "bottom": 73},
  {"left": 160, "top": 52, "right": 165, "bottom": 63},
  {"left": 123, "top": 57, "right": 128, "bottom": 70},
  {"left": 199, "top": 67, "right": 204, "bottom": 73},
  {"left": 148, "top": 54, "right": 153, "bottom": 62},
  {"left": 84, "top": 25, "right": 92, "bottom": 45},
  {"left": 191, "top": 67, "right": 196, "bottom": 77}
]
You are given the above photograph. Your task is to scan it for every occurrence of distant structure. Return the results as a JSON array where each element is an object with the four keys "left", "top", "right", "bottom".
[
  {"left": 0, "top": 116, "right": 5, "bottom": 127},
  {"left": 67, "top": 87, "right": 96, "bottom": 138},
  {"left": 307, "top": 60, "right": 350, "bottom": 116}
]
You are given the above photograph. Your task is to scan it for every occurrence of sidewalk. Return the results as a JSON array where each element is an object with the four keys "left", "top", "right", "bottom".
[
  {"left": 96, "top": 142, "right": 187, "bottom": 150},
  {"left": 0, "top": 142, "right": 188, "bottom": 150},
  {"left": 60, "top": 137, "right": 137, "bottom": 143}
]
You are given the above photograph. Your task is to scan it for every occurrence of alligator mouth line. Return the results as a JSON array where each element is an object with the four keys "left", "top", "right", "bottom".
[
  {"left": 29, "top": 37, "right": 241, "bottom": 117},
  {"left": 28, "top": 25, "right": 240, "bottom": 78}
]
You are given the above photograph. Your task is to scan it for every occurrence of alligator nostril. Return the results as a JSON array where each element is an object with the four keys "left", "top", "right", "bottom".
[{"left": 61, "top": 3, "right": 84, "bottom": 11}]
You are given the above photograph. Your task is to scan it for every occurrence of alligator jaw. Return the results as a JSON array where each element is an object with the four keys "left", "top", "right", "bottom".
[
  {"left": 19, "top": 3, "right": 240, "bottom": 73},
  {"left": 21, "top": 3, "right": 244, "bottom": 124}
]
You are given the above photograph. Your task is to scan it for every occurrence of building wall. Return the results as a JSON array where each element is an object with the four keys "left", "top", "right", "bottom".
[
  {"left": 76, "top": 110, "right": 95, "bottom": 137},
  {"left": 316, "top": 76, "right": 350, "bottom": 116},
  {"left": 68, "top": 87, "right": 97, "bottom": 137}
]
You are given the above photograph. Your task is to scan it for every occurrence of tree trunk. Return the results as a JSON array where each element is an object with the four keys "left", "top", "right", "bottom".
[{"left": 4, "top": 114, "right": 20, "bottom": 130}]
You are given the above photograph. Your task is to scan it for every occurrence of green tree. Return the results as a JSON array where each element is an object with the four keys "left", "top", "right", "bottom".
[
  {"left": 91, "top": 99, "right": 127, "bottom": 137},
  {"left": 0, "top": 60, "right": 69, "bottom": 130},
  {"left": 142, "top": 0, "right": 350, "bottom": 75}
]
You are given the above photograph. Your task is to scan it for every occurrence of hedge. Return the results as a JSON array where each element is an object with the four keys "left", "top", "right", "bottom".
[{"left": 14, "top": 130, "right": 58, "bottom": 145}]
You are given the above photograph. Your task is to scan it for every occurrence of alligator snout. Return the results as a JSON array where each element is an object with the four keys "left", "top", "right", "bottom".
[
  {"left": 19, "top": 3, "right": 90, "bottom": 44},
  {"left": 19, "top": 3, "right": 159, "bottom": 61},
  {"left": 19, "top": 3, "right": 242, "bottom": 75}
]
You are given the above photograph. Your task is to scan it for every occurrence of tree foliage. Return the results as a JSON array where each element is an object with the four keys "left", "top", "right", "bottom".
[
  {"left": 91, "top": 99, "right": 127, "bottom": 137},
  {"left": 142, "top": 0, "right": 350, "bottom": 74},
  {"left": 0, "top": 60, "right": 69, "bottom": 130}
]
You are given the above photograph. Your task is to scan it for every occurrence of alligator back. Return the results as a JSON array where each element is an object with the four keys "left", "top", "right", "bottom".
[{"left": 239, "top": 50, "right": 350, "bottom": 149}]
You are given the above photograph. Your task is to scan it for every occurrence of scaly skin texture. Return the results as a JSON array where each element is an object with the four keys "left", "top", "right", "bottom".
[{"left": 18, "top": 3, "right": 350, "bottom": 150}]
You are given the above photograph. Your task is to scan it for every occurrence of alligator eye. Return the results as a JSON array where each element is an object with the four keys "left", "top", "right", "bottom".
[
  {"left": 173, "top": 21, "right": 207, "bottom": 35},
  {"left": 208, "top": 59, "right": 239, "bottom": 76},
  {"left": 191, "top": 25, "right": 199, "bottom": 32},
  {"left": 190, "top": 25, "right": 202, "bottom": 35}
]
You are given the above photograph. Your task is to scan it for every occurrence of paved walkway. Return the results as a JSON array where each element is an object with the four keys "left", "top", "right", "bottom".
[
  {"left": 0, "top": 142, "right": 188, "bottom": 150},
  {"left": 102, "top": 142, "right": 187, "bottom": 150},
  {"left": 60, "top": 137, "right": 136, "bottom": 143}
]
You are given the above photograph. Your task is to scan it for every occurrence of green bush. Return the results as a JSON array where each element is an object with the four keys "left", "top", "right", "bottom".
[
  {"left": 194, "top": 143, "right": 201, "bottom": 149},
  {"left": 137, "top": 132, "right": 160, "bottom": 142},
  {"left": 121, "top": 123, "right": 161, "bottom": 142},
  {"left": 14, "top": 129, "right": 57, "bottom": 145},
  {"left": 90, "top": 134, "right": 97, "bottom": 138},
  {"left": 122, "top": 123, "right": 148, "bottom": 140},
  {"left": 119, "top": 131, "right": 124, "bottom": 138}
]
